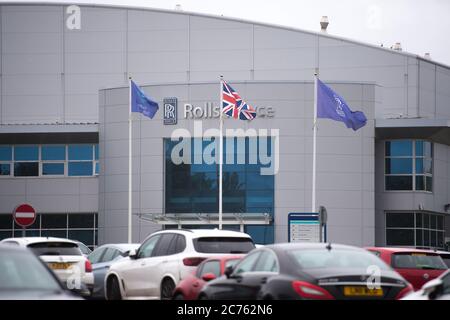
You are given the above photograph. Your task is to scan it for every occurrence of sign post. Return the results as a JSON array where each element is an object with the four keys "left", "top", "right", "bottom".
[
  {"left": 288, "top": 213, "right": 320, "bottom": 243},
  {"left": 13, "top": 204, "right": 36, "bottom": 237}
]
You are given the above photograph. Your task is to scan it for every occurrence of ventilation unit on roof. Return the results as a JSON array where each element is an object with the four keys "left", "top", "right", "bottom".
[
  {"left": 424, "top": 52, "right": 431, "bottom": 59},
  {"left": 391, "top": 42, "right": 402, "bottom": 51},
  {"left": 320, "top": 16, "right": 329, "bottom": 32}
]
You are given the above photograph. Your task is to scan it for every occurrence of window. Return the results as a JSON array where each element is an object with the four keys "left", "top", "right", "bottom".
[
  {"left": 233, "top": 251, "right": 261, "bottom": 274},
  {"left": 192, "top": 237, "right": 255, "bottom": 254},
  {"left": 138, "top": 235, "right": 161, "bottom": 259},
  {"left": 164, "top": 137, "right": 275, "bottom": 244},
  {"left": 385, "top": 140, "right": 433, "bottom": 191},
  {"left": 101, "top": 248, "right": 121, "bottom": 263},
  {"left": 0, "top": 213, "right": 98, "bottom": 250},
  {"left": 0, "top": 146, "right": 12, "bottom": 176},
  {"left": 385, "top": 212, "right": 445, "bottom": 250},
  {"left": 88, "top": 247, "right": 107, "bottom": 264},
  {"left": 0, "top": 144, "right": 99, "bottom": 178},
  {"left": 152, "top": 233, "right": 177, "bottom": 257},
  {"left": 41, "top": 145, "right": 65, "bottom": 176},
  {"left": 14, "top": 145, "right": 39, "bottom": 177},
  {"left": 200, "top": 260, "right": 221, "bottom": 278},
  {"left": 253, "top": 250, "right": 279, "bottom": 272}
]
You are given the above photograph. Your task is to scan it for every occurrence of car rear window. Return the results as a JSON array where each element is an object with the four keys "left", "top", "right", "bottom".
[
  {"left": 28, "top": 242, "right": 82, "bottom": 256},
  {"left": 192, "top": 237, "right": 255, "bottom": 254},
  {"left": 289, "top": 249, "right": 390, "bottom": 270},
  {"left": 392, "top": 253, "right": 447, "bottom": 270}
]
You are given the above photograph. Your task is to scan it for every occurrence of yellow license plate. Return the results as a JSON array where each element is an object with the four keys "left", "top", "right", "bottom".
[
  {"left": 343, "top": 286, "right": 383, "bottom": 297},
  {"left": 48, "top": 262, "right": 73, "bottom": 270}
]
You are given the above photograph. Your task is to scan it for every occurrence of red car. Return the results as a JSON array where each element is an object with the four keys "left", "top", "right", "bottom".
[
  {"left": 172, "top": 255, "right": 243, "bottom": 300},
  {"left": 366, "top": 247, "right": 448, "bottom": 290}
]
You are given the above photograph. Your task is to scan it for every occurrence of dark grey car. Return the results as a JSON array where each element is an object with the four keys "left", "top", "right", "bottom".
[
  {"left": 88, "top": 243, "right": 140, "bottom": 299},
  {"left": 0, "top": 244, "right": 81, "bottom": 300}
]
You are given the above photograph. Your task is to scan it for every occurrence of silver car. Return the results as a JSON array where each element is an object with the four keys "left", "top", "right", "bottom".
[{"left": 88, "top": 243, "right": 140, "bottom": 299}]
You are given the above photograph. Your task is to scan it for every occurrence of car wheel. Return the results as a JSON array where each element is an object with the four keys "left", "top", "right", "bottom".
[
  {"left": 172, "top": 293, "right": 184, "bottom": 300},
  {"left": 161, "top": 278, "right": 176, "bottom": 300},
  {"left": 107, "top": 276, "right": 122, "bottom": 300}
]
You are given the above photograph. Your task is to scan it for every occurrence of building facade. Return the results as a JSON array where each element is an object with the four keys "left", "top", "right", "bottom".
[{"left": 0, "top": 3, "right": 449, "bottom": 248}]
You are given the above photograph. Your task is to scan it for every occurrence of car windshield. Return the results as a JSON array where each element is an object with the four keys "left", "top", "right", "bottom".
[
  {"left": 193, "top": 237, "right": 255, "bottom": 254},
  {"left": 392, "top": 253, "right": 448, "bottom": 270},
  {"left": 289, "top": 249, "right": 391, "bottom": 270},
  {"left": 0, "top": 250, "right": 62, "bottom": 291},
  {"left": 28, "top": 242, "right": 82, "bottom": 256}
]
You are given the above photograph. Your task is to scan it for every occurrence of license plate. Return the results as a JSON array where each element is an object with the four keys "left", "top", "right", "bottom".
[
  {"left": 48, "top": 262, "right": 73, "bottom": 270},
  {"left": 343, "top": 286, "right": 383, "bottom": 297}
]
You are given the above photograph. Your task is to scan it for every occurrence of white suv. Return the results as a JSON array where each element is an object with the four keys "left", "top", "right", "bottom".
[
  {"left": 105, "top": 229, "right": 255, "bottom": 300},
  {"left": 0, "top": 237, "right": 94, "bottom": 296}
]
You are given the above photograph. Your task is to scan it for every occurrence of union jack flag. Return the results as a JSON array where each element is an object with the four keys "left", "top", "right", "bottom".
[{"left": 222, "top": 80, "right": 256, "bottom": 120}]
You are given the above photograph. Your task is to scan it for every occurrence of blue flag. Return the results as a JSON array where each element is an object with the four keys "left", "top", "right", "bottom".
[
  {"left": 317, "top": 79, "right": 367, "bottom": 131},
  {"left": 130, "top": 80, "right": 159, "bottom": 119}
]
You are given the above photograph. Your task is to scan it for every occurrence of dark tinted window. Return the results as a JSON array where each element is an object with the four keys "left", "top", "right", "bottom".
[
  {"left": 41, "top": 214, "right": 66, "bottom": 229},
  {"left": 14, "top": 163, "right": 38, "bottom": 177},
  {"left": 392, "top": 253, "right": 447, "bottom": 270},
  {"left": 193, "top": 237, "right": 255, "bottom": 254},
  {"left": 385, "top": 176, "right": 413, "bottom": 190},
  {"left": 153, "top": 234, "right": 177, "bottom": 257},
  {"left": 28, "top": 242, "right": 82, "bottom": 256},
  {"left": 174, "top": 235, "right": 186, "bottom": 254}
]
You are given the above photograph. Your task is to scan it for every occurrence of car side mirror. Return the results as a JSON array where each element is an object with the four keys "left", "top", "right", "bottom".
[
  {"left": 201, "top": 273, "right": 216, "bottom": 282},
  {"left": 224, "top": 265, "right": 234, "bottom": 279},
  {"left": 128, "top": 249, "right": 138, "bottom": 259},
  {"left": 422, "top": 278, "right": 443, "bottom": 300}
]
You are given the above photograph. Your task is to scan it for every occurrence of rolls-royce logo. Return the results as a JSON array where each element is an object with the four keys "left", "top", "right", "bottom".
[{"left": 164, "top": 98, "right": 177, "bottom": 125}]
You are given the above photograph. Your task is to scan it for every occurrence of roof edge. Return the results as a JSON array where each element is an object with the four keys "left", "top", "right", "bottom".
[{"left": 2, "top": 1, "right": 450, "bottom": 70}]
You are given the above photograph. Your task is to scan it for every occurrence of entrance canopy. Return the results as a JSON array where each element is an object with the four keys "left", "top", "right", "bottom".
[{"left": 137, "top": 212, "right": 272, "bottom": 232}]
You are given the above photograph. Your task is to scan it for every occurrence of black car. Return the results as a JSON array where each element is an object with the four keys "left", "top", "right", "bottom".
[
  {"left": 199, "top": 243, "right": 413, "bottom": 300},
  {"left": 0, "top": 244, "right": 81, "bottom": 300}
]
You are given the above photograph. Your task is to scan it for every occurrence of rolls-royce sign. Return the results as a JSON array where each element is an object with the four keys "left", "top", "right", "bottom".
[
  {"left": 184, "top": 102, "right": 275, "bottom": 119},
  {"left": 163, "top": 98, "right": 178, "bottom": 125}
]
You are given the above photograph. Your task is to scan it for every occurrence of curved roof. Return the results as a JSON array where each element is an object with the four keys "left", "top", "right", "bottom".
[{"left": 4, "top": 1, "right": 449, "bottom": 70}]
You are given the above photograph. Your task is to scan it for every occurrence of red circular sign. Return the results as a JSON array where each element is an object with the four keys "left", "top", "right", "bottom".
[{"left": 13, "top": 204, "right": 36, "bottom": 227}]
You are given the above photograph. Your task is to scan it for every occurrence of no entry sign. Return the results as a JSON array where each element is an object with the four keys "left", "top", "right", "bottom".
[{"left": 13, "top": 204, "right": 36, "bottom": 228}]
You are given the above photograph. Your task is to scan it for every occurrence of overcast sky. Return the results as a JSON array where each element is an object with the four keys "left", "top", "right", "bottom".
[{"left": 4, "top": 0, "right": 450, "bottom": 66}]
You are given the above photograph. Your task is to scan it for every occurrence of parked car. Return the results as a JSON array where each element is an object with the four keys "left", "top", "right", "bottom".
[
  {"left": 105, "top": 229, "right": 255, "bottom": 300},
  {"left": 172, "top": 255, "right": 243, "bottom": 300},
  {"left": 0, "top": 237, "right": 94, "bottom": 297},
  {"left": 88, "top": 243, "right": 140, "bottom": 299},
  {"left": 435, "top": 250, "right": 450, "bottom": 268},
  {"left": 366, "top": 247, "right": 448, "bottom": 290},
  {"left": 199, "top": 243, "right": 413, "bottom": 300},
  {"left": 0, "top": 244, "right": 81, "bottom": 300},
  {"left": 402, "top": 269, "right": 450, "bottom": 300},
  {"left": 73, "top": 240, "right": 92, "bottom": 257}
]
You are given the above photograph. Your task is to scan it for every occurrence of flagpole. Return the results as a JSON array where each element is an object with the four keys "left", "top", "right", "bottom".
[
  {"left": 219, "top": 76, "right": 224, "bottom": 230},
  {"left": 128, "top": 77, "right": 133, "bottom": 244},
  {"left": 312, "top": 73, "right": 318, "bottom": 215}
]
